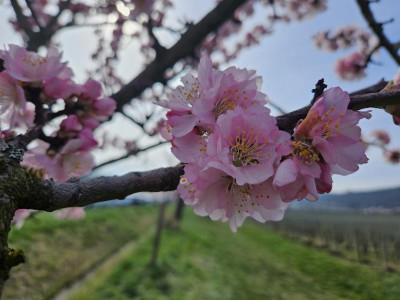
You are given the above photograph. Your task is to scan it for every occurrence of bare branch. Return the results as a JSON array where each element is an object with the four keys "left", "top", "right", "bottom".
[
  {"left": 93, "top": 141, "right": 169, "bottom": 171},
  {"left": 21, "top": 166, "right": 183, "bottom": 211},
  {"left": 10, "top": 0, "right": 33, "bottom": 35},
  {"left": 356, "top": 0, "right": 400, "bottom": 65},
  {"left": 276, "top": 89, "right": 400, "bottom": 133},
  {"left": 111, "top": 0, "right": 248, "bottom": 112},
  {"left": 25, "top": 0, "right": 42, "bottom": 29}
]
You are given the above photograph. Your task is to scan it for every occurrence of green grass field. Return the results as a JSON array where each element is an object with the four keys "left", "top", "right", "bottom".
[
  {"left": 4, "top": 206, "right": 400, "bottom": 300},
  {"left": 70, "top": 209, "right": 400, "bottom": 300},
  {"left": 4, "top": 206, "right": 157, "bottom": 300}
]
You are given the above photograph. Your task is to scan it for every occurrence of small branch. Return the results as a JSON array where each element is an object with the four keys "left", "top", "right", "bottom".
[
  {"left": 276, "top": 89, "right": 400, "bottom": 133},
  {"left": 356, "top": 0, "right": 400, "bottom": 66},
  {"left": 111, "top": 0, "right": 248, "bottom": 112},
  {"left": 120, "top": 112, "right": 145, "bottom": 129},
  {"left": 10, "top": 0, "right": 33, "bottom": 35},
  {"left": 311, "top": 78, "right": 328, "bottom": 104},
  {"left": 93, "top": 141, "right": 169, "bottom": 171},
  {"left": 146, "top": 19, "right": 167, "bottom": 58},
  {"left": 25, "top": 0, "right": 42, "bottom": 29},
  {"left": 268, "top": 101, "right": 287, "bottom": 115},
  {"left": 46, "top": 0, "right": 71, "bottom": 31},
  {"left": 349, "top": 79, "right": 387, "bottom": 95}
]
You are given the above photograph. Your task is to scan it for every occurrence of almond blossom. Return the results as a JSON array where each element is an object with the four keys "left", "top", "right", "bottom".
[
  {"left": 274, "top": 87, "right": 370, "bottom": 201},
  {"left": 334, "top": 51, "right": 366, "bottom": 80},
  {"left": 0, "top": 71, "right": 27, "bottom": 128},
  {"left": 1, "top": 44, "right": 68, "bottom": 82},
  {"left": 178, "top": 166, "right": 288, "bottom": 232},
  {"left": 206, "top": 108, "right": 290, "bottom": 185}
]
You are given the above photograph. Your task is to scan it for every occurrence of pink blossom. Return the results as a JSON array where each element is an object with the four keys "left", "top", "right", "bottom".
[
  {"left": 12, "top": 209, "right": 32, "bottom": 229},
  {"left": 274, "top": 87, "right": 370, "bottom": 201},
  {"left": 3, "top": 44, "right": 68, "bottom": 82},
  {"left": 158, "top": 73, "right": 203, "bottom": 137},
  {"left": 13, "top": 101, "right": 35, "bottom": 129},
  {"left": 60, "top": 115, "right": 82, "bottom": 132},
  {"left": 44, "top": 77, "right": 83, "bottom": 99},
  {"left": 178, "top": 167, "right": 288, "bottom": 232},
  {"left": 82, "top": 79, "right": 102, "bottom": 99},
  {"left": 334, "top": 51, "right": 366, "bottom": 80},
  {"left": 43, "top": 150, "right": 95, "bottom": 182},
  {"left": 0, "top": 71, "right": 27, "bottom": 128},
  {"left": 92, "top": 97, "right": 116, "bottom": 120},
  {"left": 81, "top": 117, "right": 101, "bottom": 130},
  {"left": 206, "top": 108, "right": 291, "bottom": 185},
  {"left": 56, "top": 207, "right": 86, "bottom": 219},
  {"left": 192, "top": 56, "right": 269, "bottom": 129},
  {"left": 385, "top": 150, "right": 400, "bottom": 164},
  {"left": 61, "top": 128, "right": 98, "bottom": 153},
  {"left": 22, "top": 140, "right": 51, "bottom": 171},
  {"left": 371, "top": 130, "right": 390, "bottom": 145}
]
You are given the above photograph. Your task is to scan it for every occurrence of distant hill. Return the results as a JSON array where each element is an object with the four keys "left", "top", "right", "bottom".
[{"left": 290, "top": 186, "right": 400, "bottom": 211}]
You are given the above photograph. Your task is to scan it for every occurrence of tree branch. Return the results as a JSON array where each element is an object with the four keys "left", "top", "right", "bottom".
[
  {"left": 21, "top": 166, "right": 183, "bottom": 211},
  {"left": 25, "top": 0, "right": 42, "bottom": 29},
  {"left": 17, "top": 89, "right": 400, "bottom": 211},
  {"left": 276, "top": 89, "right": 400, "bottom": 133},
  {"left": 111, "top": 0, "right": 248, "bottom": 112},
  {"left": 356, "top": 0, "right": 400, "bottom": 66},
  {"left": 93, "top": 141, "right": 169, "bottom": 171},
  {"left": 10, "top": 0, "right": 33, "bottom": 35}
]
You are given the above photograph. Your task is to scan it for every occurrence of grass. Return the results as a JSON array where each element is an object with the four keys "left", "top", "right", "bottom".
[
  {"left": 266, "top": 210, "right": 400, "bottom": 269},
  {"left": 69, "top": 210, "right": 400, "bottom": 300},
  {"left": 3, "top": 205, "right": 157, "bottom": 300}
]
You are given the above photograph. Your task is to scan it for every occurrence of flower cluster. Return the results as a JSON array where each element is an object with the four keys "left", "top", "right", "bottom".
[
  {"left": 160, "top": 56, "right": 369, "bottom": 231},
  {"left": 0, "top": 44, "right": 116, "bottom": 181},
  {"left": 312, "top": 25, "right": 378, "bottom": 80}
]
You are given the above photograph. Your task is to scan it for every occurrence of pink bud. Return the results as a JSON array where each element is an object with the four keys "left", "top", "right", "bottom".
[
  {"left": 82, "top": 79, "right": 102, "bottom": 99},
  {"left": 60, "top": 115, "right": 82, "bottom": 132},
  {"left": 93, "top": 97, "right": 116, "bottom": 118}
]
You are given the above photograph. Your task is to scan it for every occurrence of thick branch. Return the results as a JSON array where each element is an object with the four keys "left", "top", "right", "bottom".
[
  {"left": 356, "top": 0, "right": 400, "bottom": 65},
  {"left": 111, "top": 0, "right": 248, "bottom": 112},
  {"left": 22, "top": 166, "right": 183, "bottom": 211},
  {"left": 19, "top": 89, "right": 400, "bottom": 211}
]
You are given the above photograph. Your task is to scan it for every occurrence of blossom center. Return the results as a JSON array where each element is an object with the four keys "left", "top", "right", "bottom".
[
  {"left": 213, "top": 89, "right": 251, "bottom": 119},
  {"left": 291, "top": 139, "right": 320, "bottom": 163},
  {"left": 229, "top": 127, "right": 269, "bottom": 167},
  {"left": 21, "top": 53, "right": 47, "bottom": 67}
]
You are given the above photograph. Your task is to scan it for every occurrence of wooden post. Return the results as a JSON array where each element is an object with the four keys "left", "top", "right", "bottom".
[
  {"left": 150, "top": 201, "right": 167, "bottom": 267},
  {"left": 174, "top": 198, "right": 185, "bottom": 223}
]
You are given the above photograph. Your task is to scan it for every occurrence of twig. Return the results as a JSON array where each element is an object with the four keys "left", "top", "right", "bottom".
[
  {"left": 111, "top": 0, "right": 248, "bottom": 112},
  {"left": 25, "top": 0, "right": 42, "bottom": 28},
  {"left": 93, "top": 141, "right": 169, "bottom": 170},
  {"left": 356, "top": 0, "right": 400, "bottom": 65}
]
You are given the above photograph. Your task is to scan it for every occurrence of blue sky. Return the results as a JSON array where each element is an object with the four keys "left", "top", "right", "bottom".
[{"left": 0, "top": 0, "right": 399, "bottom": 193}]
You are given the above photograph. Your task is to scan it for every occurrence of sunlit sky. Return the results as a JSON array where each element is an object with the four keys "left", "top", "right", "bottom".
[{"left": 0, "top": 0, "right": 399, "bottom": 194}]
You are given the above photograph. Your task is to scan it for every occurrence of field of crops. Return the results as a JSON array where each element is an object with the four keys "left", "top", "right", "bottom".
[{"left": 267, "top": 210, "right": 400, "bottom": 271}]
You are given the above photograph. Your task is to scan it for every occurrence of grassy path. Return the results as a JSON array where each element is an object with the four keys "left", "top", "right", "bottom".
[
  {"left": 70, "top": 212, "right": 400, "bottom": 300},
  {"left": 3, "top": 206, "right": 157, "bottom": 300}
]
